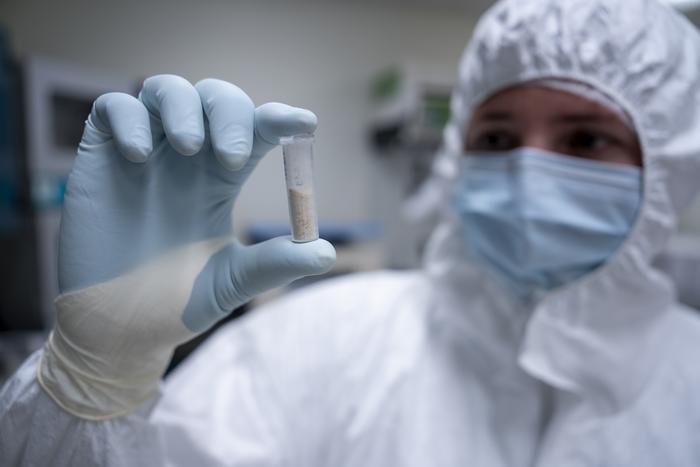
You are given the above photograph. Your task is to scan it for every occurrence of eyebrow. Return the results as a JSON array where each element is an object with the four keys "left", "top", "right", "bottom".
[
  {"left": 475, "top": 111, "right": 621, "bottom": 125},
  {"left": 477, "top": 111, "right": 513, "bottom": 121},
  {"left": 552, "top": 113, "right": 617, "bottom": 123}
]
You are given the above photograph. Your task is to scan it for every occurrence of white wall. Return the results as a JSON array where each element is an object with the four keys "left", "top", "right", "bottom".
[
  {"left": 0, "top": 0, "right": 475, "bottom": 235},
  {"left": 680, "top": 9, "right": 700, "bottom": 234}
]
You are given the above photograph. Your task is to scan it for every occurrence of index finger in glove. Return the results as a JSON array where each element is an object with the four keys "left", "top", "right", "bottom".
[
  {"left": 250, "top": 103, "right": 318, "bottom": 165},
  {"left": 88, "top": 92, "right": 153, "bottom": 163}
]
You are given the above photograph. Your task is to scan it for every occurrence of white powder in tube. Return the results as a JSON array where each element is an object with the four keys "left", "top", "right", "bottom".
[{"left": 288, "top": 188, "right": 318, "bottom": 242}]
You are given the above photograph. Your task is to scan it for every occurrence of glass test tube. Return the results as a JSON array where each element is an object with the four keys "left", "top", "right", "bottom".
[{"left": 281, "top": 134, "right": 319, "bottom": 243}]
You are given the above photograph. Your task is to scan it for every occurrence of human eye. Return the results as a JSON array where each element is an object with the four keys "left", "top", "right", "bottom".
[
  {"left": 469, "top": 129, "right": 519, "bottom": 152},
  {"left": 559, "top": 126, "right": 642, "bottom": 166},
  {"left": 563, "top": 129, "right": 626, "bottom": 160}
]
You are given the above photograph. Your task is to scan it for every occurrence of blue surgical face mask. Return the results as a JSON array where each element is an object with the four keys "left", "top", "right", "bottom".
[{"left": 452, "top": 147, "right": 642, "bottom": 296}]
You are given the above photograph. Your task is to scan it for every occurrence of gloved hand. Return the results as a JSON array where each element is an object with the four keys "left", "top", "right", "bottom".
[{"left": 37, "top": 75, "right": 336, "bottom": 420}]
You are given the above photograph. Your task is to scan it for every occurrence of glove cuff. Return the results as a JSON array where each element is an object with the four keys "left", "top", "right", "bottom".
[
  {"left": 37, "top": 236, "right": 238, "bottom": 420},
  {"left": 37, "top": 328, "right": 169, "bottom": 420}
]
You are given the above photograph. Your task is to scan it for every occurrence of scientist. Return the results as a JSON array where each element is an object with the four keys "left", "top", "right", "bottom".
[{"left": 3, "top": 0, "right": 700, "bottom": 465}]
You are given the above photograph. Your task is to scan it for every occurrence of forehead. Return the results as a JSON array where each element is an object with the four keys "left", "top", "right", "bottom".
[{"left": 472, "top": 84, "right": 618, "bottom": 120}]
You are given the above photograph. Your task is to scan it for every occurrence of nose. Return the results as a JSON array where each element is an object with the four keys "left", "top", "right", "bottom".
[{"left": 519, "top": 129, "right": 553, "bottom": 154}]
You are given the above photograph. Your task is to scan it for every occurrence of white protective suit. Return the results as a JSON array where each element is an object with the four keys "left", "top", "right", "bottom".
[{"left": 3, "top": 0, "right": 700, "bottom": 465}]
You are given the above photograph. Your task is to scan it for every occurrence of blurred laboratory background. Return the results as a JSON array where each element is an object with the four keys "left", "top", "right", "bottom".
[{"left": 1, "top": 0, "right": 699, "bottom": 381}]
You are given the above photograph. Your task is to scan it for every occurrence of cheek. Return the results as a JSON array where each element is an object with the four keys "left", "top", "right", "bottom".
[
  {"left": 599, "top": 146, "right": 643, "bottom": 167},
  {"left": 614, "top": 138, "right": 643, "bottom": 166},
  {"left": 607, "top": 130, "right": 643, "bottom": 167}
]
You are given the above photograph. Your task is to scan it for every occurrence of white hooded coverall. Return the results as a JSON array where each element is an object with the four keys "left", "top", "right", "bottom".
[{"left": 3, "top": 0, "right": 700, "bottom": 465}]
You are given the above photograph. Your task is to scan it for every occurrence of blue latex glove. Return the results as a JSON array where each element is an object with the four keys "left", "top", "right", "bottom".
[
  {"left": 59, "top": 75, "right": 335, "bottom": 331},
  {"left": 37, "top": 75, "right": 335, "bottom": 419}
]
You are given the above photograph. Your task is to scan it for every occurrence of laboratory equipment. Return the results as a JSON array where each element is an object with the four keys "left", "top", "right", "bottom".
[
  {"left": 368, "top": 62, "right": 454, "bottom": 269},
  {"left": 281, "top": 134, "right": 319, "bottom": 243}
]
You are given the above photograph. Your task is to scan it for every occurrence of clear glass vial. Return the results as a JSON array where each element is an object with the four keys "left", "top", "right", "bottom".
[{"left": 280, "top": 134, "right": 319, "bottom": 243}]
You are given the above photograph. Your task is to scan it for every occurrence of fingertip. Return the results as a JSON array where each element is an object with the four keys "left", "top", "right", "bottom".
[
  {"left": 169, "top": 128, "right": 205, "bottom": 156},
  {"left": 291, "top": 237, "right": 336, "bottom": 275},
  {"left": 121, "top": 143, "right": 151, "bottom": 163},
  {"left": 255, "top": 103, "right": 319, "bottom": 145},
  {"left": 297, "top": 108, "right": 318, "bottom": 132},
  {"left": 310, "top": 238, "right": 336, "bottom": 272},
  {"left": 211, "top": 125, "right": 253, "bottom": 170},
  {"left": 125, "top": 126, "right": 153, "bottom": 161},
  {"left": 92, "top": 93, "right": 154, "bottom": 162},
  {"left": 216, "top": 149, "right": 249, "bottom": 171},
  {"left": 140, "top": 75, "right": 205, "bottom": 156},
  {"left": 122, "top": 151, "right": 148, "bottom": 163},
  {"left": 195, "top": 80, "right": 255, "bottom": 169}
]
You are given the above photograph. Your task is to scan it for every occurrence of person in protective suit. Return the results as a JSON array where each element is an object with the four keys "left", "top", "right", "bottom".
[{"left": 3, "top": 0, "right": 700, "bottom": 465}]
